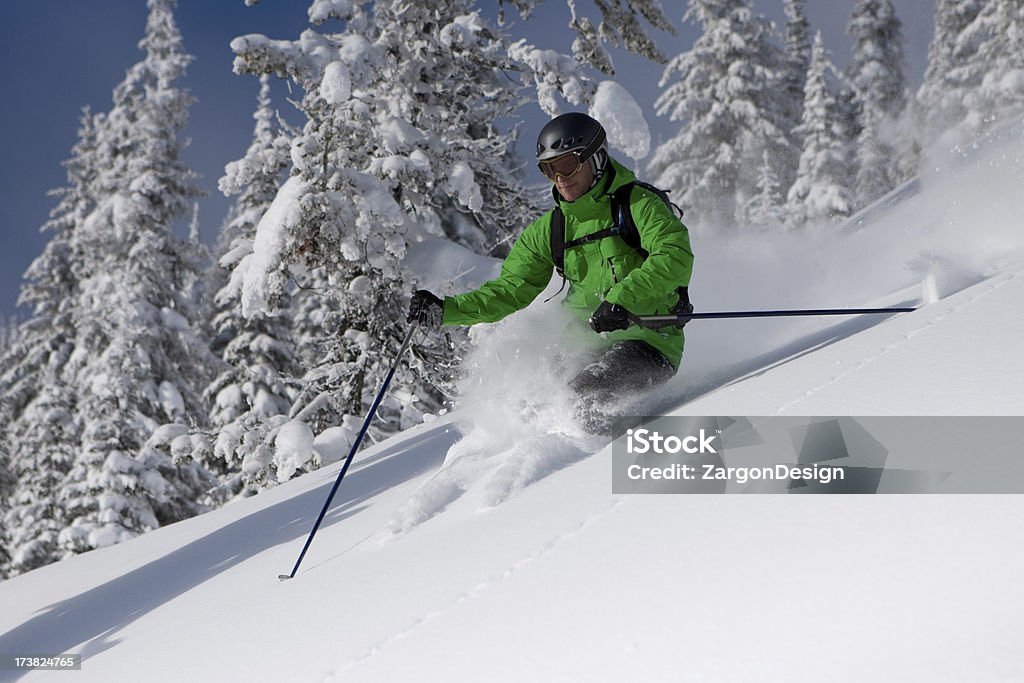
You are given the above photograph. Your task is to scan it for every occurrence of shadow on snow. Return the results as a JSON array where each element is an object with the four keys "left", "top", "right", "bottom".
[{"left": 0, "top": 424, "right": 458, "bottom": 678}]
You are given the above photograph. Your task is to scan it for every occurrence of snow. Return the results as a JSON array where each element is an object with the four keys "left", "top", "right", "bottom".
[
  {"left": 403, "top": 236, "right": 500, "bottom": 294},
  {"left": 2, "top": 124, "right": 1024, "bottom": 682},
  {"left": 234, "top": 175, "right": 309, "bottom": 318},
  {"left": 318, "top": 61, "right": 350, "bottom": 105},
  {"left": 308, "top": 0, "right": 352, "bottom": 25},
  {"left": 373, "top": 151, "right": 431, "bottom": 179},
  {"left": 273, "top": 419, "right": 316, "bottom": 482},
  {"left": 674, "top": 268, "right": 1024, "bottom": 415},
  {"left": 346, "top": 274, "right": 372, "bottom": 306},
  {"left": 448, "top": 161, "right": 483, "bottom": 213},
  {"left": 440, "top": 13, "right": 484, "bottom": 48},
  {"left": 508, "top": 40, "right": 592, "bottom": 115},
  {"left": 159, "top": 307, "right": 189, "bottom": 332},
  {"left": 313, "top": 420, "right": 359, "bottom": 466},
  {"left": 590, "top": 80, "right": 651, "bottom": 161},
  {"left": 147, "top": 423, "right": 190, "bottom": 446},
  {"left": 378, "top": 117, "right": 426, "bottom": 152},
  {"left": 158, "top": 381, "right": 185, "bottom": 418}
]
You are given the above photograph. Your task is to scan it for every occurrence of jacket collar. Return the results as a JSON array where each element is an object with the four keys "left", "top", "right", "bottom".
[{"left": 552, "top": 157, "right": 636, "bottom": 216}]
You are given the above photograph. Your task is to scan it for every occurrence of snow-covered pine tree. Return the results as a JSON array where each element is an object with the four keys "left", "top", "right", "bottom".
[
  {"left": 368, "top": 3, "right": 539, "bottom": 255},
  {"left": 227, "top": 0, "right": 570, "bottom": 485},
  {"left": 957, "top": 0, "right": 1024, "bottom": 138},
  {"left": 846, "top": 0, "right": 907, "bottom": 206},
  {"left": 0, "top": 447, "right": 12, "bottom": 578},
  {"left": 182, "top": 203, "right": 213, "bottom": 312},
  {"left": 498, "top": 0, "right": 676, "bottom": 76},
  {"left": 57, "top": 0, "right": 218, "bottom": 555},
  {"left": 225, "top": 5, "right": 434, "bottom": 485},
  {"left": 787, "top": 32, "right": 854, "bottom": 227},
  {"left": 0, "top": 108, "right": 102, "bottom": 575},
  {"left": 648, "top": 0, "right": 790, "bottom": 229},
  {"left": 780, "top": 0, "right": 812, "bottom": 188},
  {"left": 741, "top": 150, "right": 788, "bottom": 230},
  {"left": 4, "top": 383, "right": 80, "bottom": 574},
  {"left": 0, "top": 108, "right": 96, "bottom": 446},
  {"left": 915, "top": 0, "right": 985, "bottom": 150},
  {"left": 0, "top": 316, "right": 16, "bottom": 352},
  {"left": 209, "top": 76, "right": 297, "bottom": 427},
  {"left": 200, "top": 75, "right": 303, "bottom": 494}
]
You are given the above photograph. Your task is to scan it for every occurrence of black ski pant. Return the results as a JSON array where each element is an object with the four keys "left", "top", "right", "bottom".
[{"left": 568, "top": 340, "right": 675, "bottom": 434}]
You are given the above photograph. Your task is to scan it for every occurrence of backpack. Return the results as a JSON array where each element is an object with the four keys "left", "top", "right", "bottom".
[{"left": 548, "top": 180, "right": 693, "bottom": 321}]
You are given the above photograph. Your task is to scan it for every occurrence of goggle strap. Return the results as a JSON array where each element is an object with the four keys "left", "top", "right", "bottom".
[{"left": 578, "top": 128, "right": 607, "bottom": 164}]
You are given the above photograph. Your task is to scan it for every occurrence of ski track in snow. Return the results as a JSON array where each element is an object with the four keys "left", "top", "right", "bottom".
[
  {"left": 478, "top": 431, "right": 607, "bottom": 507},
  {"left": 385, "top": 430, "right": 604, "bottom": 535},
  {"left": 773, "top": 268, "right": 1020, "bottom": 414},
  {"left": 383, "top": 372, "right": 613, "bottom": 538},
  {"left": 329, "top": 494, "right": 630, "bottom": 679}
]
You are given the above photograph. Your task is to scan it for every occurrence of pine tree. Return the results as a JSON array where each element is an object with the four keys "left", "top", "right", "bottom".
[
  {"left": 916, "top": 0, "right": 985, "bottom": 148},
  {"left": 499, "top": 0, "right": 677, "bottom": 75},
  {"left": 648, "top": 0, "right": 789, "bottom": 229},
  {"left": 182, "top": 203, "right": 213, "bottom": 313},
  {"left": 226, "top": 0, "right": 562, "bottom": 485},
  {"left": 369, "top": 3, "right": 539, "bottom": 254},
  {"left": 568, "top": 0, "right": 677, "bottom": 73},
  {"left": 0, "top": 109, "right": 95, "bottom": 441},
  {"left": 742, "top": 150, "right": 788, "bottom": 230},
  {"left": 57, "top": 0, "right": 217, "bottom": 555},
  {"left": 198, "top": 76, "right": 302, "bottom": 494},
  {"left": 208, "top": 76, "right": 297, "bottom": 429},
  {"left": 787, "top": 32, "right": 854, "bottom": 227},
  {"left": 0, "top": 316, "right": 16, "bottom": 352},
  {"left": 0, "top": 109, "right": 100, "bottom": 574},
  {"left": 846, "top": 0, "right": 907, "bottom": 205},
  {"left": 4, "top": 383, "right": 80, "bottom": 573},
  {"left": 781, "top": 0, "right": 812, "bottom": 187},
  {"left": 958, "top": 0, "right": 1024, "bottom": 136},
  {"left": 0, "top": 447, "right": 12, "bottom": 579}
]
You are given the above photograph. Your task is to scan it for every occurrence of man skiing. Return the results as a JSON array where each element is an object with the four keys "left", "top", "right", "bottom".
[{"left": 408, "top": 113, "right": 694, "bottom": 433}]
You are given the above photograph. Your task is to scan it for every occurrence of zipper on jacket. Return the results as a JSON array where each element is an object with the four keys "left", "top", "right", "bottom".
[{"left": 607, "top": 258, "right": 620, "bottom": 285}]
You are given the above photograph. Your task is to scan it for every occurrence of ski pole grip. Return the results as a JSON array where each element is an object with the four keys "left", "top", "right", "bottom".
[{"left": 627, "top": 311, "right": 684, "bottom": 329}]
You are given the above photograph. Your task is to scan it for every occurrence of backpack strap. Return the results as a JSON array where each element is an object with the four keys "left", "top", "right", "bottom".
[
  {"left": 548, "top": 181, "right": 645, "bottom": 285},
  {"left": 547, "top": 179, "right": 692, "bottom": 317},
  {"left": 547, "top": 179, "right": 683, "bottom": 300},
  {"left": 550, "top": 206, "right": 566, "bottom": 278},
  {"left": 609, "top": 182, "right": 647, "bottom": 257},
  {"left": 545, "top": 206, "right": 569, "bottom": 303}
]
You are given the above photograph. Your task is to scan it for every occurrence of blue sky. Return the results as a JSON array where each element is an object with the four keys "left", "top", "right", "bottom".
[{"left": 0, "top": 1, "right": 935, "bottom": 321}]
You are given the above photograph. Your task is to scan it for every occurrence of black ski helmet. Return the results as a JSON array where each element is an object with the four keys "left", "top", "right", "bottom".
[{"left": 536, "top": 113, "right": 608, "bottom": 170}]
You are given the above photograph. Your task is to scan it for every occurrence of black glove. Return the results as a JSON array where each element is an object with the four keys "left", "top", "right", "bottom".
[
  {"left": 408, "top": 289, "right": 444, "bottom": 329},
  {"left": 589, "top": 301, "right": 631, "bottom": 333},
  {"left": 672, "top": 286, "right": 694, "bottom": 328}
]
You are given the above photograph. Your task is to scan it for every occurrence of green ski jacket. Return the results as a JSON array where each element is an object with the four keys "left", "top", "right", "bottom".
[{"left": 442, "top": 158, "right": 694, "bottom": 369}]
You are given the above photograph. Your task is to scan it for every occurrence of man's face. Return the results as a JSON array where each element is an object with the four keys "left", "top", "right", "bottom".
[{"left": 556, "top": 161, "right": 593, "bottom": 201}]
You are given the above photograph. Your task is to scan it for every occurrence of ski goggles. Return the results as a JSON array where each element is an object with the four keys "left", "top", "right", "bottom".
[{"left": 538, "top": 152, "right": 584, "bottom": 181}]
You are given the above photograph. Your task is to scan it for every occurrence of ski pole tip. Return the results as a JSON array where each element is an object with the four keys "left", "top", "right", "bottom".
[{"left": 278, "top": 574, "right": 294, "bottom": 581}]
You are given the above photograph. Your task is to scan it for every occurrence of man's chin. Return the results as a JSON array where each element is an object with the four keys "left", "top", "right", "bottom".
[{"left": 558, "top": 185, "right": 581, "bottom": 201}]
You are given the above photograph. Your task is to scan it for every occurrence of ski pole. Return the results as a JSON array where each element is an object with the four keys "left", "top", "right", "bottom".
[
  {"left": 278, "top": 326, "right": 417, "bottom": 581},
  {"left": 632, "top": 306, "right": 915, "bottom": 329}
]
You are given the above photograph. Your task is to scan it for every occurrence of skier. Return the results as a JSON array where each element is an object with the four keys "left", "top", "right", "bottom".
[{"left": 408, "top": 113, "right": 694, "bottom": 433}]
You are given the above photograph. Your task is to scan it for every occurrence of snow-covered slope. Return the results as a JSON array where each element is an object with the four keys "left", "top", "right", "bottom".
[
  {"left": 2, "top": 128, "right": 1024, "bottom": 681},
  {"left": 675, "top": 265, "right": 1024, "bottom": 415}
]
